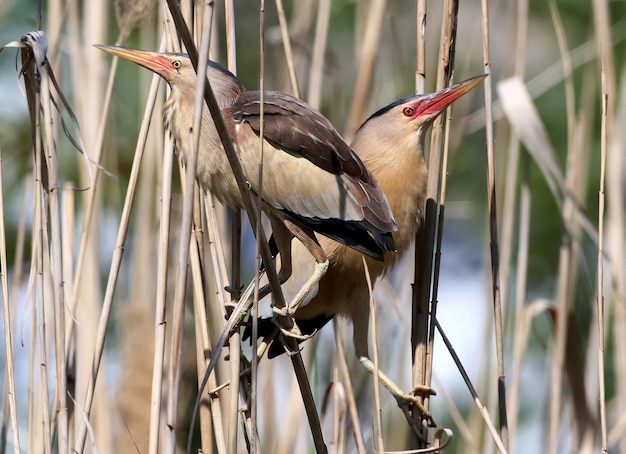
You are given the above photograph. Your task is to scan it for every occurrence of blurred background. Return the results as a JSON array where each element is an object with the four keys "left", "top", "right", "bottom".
[{"left": 0, "top": 0, "right": 624, "bottom": 453}]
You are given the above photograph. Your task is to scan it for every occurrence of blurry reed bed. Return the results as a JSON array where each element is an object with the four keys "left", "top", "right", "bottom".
[{"left": 0, "top": 0, "right": 623, "bottom": 453}]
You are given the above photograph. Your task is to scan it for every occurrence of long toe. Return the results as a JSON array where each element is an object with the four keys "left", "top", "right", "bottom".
[{"left": 395, "top": 393, "right": 437, "bottom": 428}]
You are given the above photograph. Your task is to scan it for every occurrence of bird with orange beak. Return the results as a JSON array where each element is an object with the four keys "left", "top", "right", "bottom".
[{"left": 96, "top": 44, "right": 398, "bottom": 337}]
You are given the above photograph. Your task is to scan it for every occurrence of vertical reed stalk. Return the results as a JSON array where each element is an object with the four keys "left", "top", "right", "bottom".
[
  {"left": 479, "top": 0, "right": 509, "bottom": 448},
  {"left": 0, "top": 147, "right": 20, "bottom": 454}
]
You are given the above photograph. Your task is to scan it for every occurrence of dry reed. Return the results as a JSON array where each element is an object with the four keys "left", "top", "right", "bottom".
[{"left": 0, "top": 1, "right": 623, "bottom": 453}]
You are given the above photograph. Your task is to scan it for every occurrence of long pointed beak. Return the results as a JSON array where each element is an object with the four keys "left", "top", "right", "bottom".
[
  {"left": 412, "top": 74, "right": 487, "bottom": 120},
  {"left": 94, "top": 44, "right": 174, "bottom": 76}
]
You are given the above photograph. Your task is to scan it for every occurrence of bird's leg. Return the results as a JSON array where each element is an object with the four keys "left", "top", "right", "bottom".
[
  {"left": 244, "top": 220, "right": 294, "bottom": 308},
  {"left": 274, "top": 220, "right": 329, "bottom": 316},
  {"left": 270, "top": 220, "right": 329, "bottom": 341},
  {"left": 285, "top": 260, "right": 328, "bottom": 317}
]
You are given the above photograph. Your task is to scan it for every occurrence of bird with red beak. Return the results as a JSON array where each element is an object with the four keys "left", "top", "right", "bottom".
[{"left": 255, "top": 75, "right": 486, "bottom": 426}]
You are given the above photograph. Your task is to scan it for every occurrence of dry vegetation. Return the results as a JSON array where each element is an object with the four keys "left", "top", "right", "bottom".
[{"left": 0, "top": 0, "right": 623, "bottom": 453}]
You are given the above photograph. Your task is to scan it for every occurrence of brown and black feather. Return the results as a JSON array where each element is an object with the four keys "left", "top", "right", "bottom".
[{"left": 232, "top": 91, "right": 396, "bottom": 260}]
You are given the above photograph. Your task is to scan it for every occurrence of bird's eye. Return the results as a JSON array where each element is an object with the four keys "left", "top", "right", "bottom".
[
  {"left": 402, "top": 106, "right": 414, "bottom": 117},
  {"left": 172, "top": 60, "right": 181, "bottom": 69}
]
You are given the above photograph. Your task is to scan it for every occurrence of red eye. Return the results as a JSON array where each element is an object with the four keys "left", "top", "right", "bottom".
[{"left": 402, "top": 106, "right": 414, "bottom": 117}]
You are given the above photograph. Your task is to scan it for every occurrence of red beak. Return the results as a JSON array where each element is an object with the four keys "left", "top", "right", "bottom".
[{"left": 411, "top": 74, "right": 486, "bottom": 120}]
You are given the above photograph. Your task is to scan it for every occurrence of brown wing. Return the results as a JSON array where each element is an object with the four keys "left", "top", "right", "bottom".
[
  {"left": 231, "top": 91, "right": 396, "bottom": 252},
  {"left": 232, "top": 91, "right": 360, "bottom": 174}
]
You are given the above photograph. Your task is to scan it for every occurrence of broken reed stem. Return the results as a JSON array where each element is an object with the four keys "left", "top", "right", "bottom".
[{"left": 479, "top": 0, "right": 509, "bottom": 448}]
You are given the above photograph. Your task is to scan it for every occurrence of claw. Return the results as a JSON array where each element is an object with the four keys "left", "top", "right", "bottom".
[
  {"left": 270, "top": 307, "right": 309, "bottom": 340},
  {"left": 394, "top": 392, "right": 437, "bottom": 428},
  {"left": 224, "top": 284, "right": 244, "bottom": 296}
]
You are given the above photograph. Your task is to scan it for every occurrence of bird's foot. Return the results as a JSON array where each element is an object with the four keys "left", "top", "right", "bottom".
[
  {"left": 270, "top": 306, "right": 309, "bottom": 340},
  {"left": 392, "top": 387, "right": 437, "bottom": 428},
  {"left": 359, "top": 356, "right": 437, "bottom": 429}
]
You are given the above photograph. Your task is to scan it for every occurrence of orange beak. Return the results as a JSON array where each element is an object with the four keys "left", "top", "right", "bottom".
[{"left": 94, "top": 44, "right": 176, "bottom": 77}]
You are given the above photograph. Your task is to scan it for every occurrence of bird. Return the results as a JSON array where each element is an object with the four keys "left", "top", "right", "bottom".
[
  {"left": 95, "top": 45, "right": 397, "bottom": 336},
  {"left": 253, "top": 75, "right": 486, "bottom": 425}
]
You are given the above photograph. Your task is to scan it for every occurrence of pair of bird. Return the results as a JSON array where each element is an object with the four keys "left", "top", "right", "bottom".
[{"left": 97, "top": 44, "right": 484, "bottom": 422}]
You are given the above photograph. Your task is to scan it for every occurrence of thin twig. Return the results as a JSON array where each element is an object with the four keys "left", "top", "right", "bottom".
[
  {"left": 502, "top": 0, "right": 528, "bottom": 446},
  {"left": 334, "top": 320, "right": 367, "bottom": 454},
  {"left": 412, "top": 0, "right": 460, "bottom": 446},
  {"left": 307, "top": 0, "right": 329, "bottom": 108},
  {"left": 435, "top": 320, "right": 508, "bottom": 454},
  {"left": 411, "top": 0, "right": 428, "bottom": 444},
  {"left": 596, "top": 62, "right": 608, "bottom": 454},
  {"left": 479, "top": 0, "right": 509, "bottom": 447},
  {"left": 189, "top": 188, "right": 226, "bottom": 454},
  {"left": 250, "top": 3, "right": 267, "bottom": 452},
  {"left": 223, "top": 2, "right": 243, "bottom": 453},
  {"left": 73, "top": 46, "right": 162, "bottom": 454},
  {"left": 164, "top": 2, "right": 219, "bottom": 449},
  {"left": 32, "top": 61, "right": 52, "bottom": 454},
  {"left": 275, "top": 0, "right": 300, "bottom": 97},
  {"left": 423, "top": 0, "right": 459, "bottom": 431},
  {"left": 40, "top": 52, "right": 69, "bottom": 454},
  {"left": 0, "top": 147, "right": 20, "bottom": 454},
  {"left": 147, "top": 33, "right": 171, "bottom": 454},
  {"left": 345, "top": 0, "right": 388, "bottom": 139},
  {"left": 363, "top": 257, "right": 384, "bottom": 452}
]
